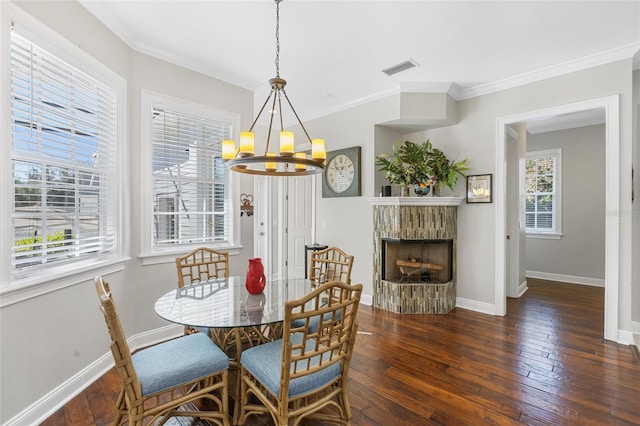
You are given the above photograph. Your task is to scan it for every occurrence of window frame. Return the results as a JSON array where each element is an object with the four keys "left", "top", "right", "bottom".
[
  {"left": 525, "top": 148, "right": 563, "bottom": 239},
  {"left": 0, "top": 3, "right": 128, "bottom": 306},
  {"left": 139, "top": 90, "right": 241, "bottom": 265}
]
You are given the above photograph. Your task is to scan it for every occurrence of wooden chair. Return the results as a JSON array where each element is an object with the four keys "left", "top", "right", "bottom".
[
  {"left": 176, "top": 247, "right": 229, "bottom": 335},
  {"left": 176, "top": 247, "right": 229, "bottom": 287},
  {"left": 95, "top": 276, "right": 230, "bottom": 426},
  {"left": 309, "top": 246, "right": 354, "bottom": 286},
  {"left": 296, "top": 247, "right": 354, "bottom": 334},
  {"left": 238, "top": 280, "right": 363, "bottom": 426}
]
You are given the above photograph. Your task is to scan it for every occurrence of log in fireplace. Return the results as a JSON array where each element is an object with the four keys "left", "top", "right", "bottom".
[
  {"left": 382, "top": 238, "right": 453, "bottom": 284},
  {"left": 369, "top": 197, "right": 463, "bottom": 314}
]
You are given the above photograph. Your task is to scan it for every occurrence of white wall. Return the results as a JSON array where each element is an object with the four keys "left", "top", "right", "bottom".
[
  {"left": 0, "top": 1, "right": 255, "bottom": 422},
  {"left": 633, "top": 68, "right": 639, "bottom": 325},
  {"left": 525, "top": 125, "right": 606, "bottom": 283}
]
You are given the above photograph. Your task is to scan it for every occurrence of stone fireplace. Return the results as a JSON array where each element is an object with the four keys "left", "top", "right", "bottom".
[{"left": 368, "top": 197, "right": 463, "bottom": 314}]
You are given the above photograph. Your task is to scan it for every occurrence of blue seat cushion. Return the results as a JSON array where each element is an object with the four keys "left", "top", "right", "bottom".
[
  {"left": 132, "top": 332, "right": 229, "bottom": 396},
  {"left": 241, "top": 334, "right": 340, "bottom": 398}
]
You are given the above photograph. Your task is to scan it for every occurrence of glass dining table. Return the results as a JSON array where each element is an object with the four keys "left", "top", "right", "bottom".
[
  {"left": 156, "top": 273, "right": 315, "bottom": 324},
  {"left": 154, "top": 275, "right": 316, "bottom": 423}
]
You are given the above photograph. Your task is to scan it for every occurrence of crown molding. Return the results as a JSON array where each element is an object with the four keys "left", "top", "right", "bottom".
[
  {"left": 399, "top": 82, "right": 452, "bottom": 93},
  {"left": 306, "top": 44, "right": 640, "bottom": 120},
  {"left": 300, "top": 86, "right": 401, "bottom": 124},
  {"left": 458, "top": 43, "right": 640, "bottom": 100},
  {"left": 79, "top": 0, "right": 262, "bottom": 90}
]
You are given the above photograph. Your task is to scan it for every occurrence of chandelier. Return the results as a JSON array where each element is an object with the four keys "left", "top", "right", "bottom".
[{"left": 222, "top": 0, "right": 326, "bottom": 176}]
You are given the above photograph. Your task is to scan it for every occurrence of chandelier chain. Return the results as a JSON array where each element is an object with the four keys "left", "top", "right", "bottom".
[{"left": 275, "top": 0, "right": 280, "bottom": 77}]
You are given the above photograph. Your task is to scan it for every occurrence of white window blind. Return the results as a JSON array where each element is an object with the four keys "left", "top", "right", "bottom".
[
  {"left": 152, "top": 106, "right": 231, "bottom": 247},
  {"left": 10, "top": 30, "right": 118, "bottom": 280},
  {"left": 525, "top": 149, "right": 561, "bottom": 234}
]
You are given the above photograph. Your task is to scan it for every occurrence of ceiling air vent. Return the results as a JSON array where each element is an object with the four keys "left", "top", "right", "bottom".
[{"left": 382, "top": 59, "right": 419, "bottom": 76}]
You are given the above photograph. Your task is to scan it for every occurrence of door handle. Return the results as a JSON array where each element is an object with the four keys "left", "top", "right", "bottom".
[{"left": 506, "top": 235, "right": 511, "bottom": 240}]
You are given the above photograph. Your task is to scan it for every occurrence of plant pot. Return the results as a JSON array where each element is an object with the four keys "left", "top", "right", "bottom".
[{"left": 414, "top": 184, "right": 431, "bottom": 196}]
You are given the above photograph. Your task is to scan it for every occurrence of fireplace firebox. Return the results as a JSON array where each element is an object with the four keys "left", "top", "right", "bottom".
[{"left": 382, "top": 239, "right": 453, "bottom": 284}]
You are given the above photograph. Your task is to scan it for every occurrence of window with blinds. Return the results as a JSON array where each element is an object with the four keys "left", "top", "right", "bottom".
[
  {"left": 10, "top": 29, "right": 119, "bottom": 281},
  {"left": 525, "top": 149, "right": 562, "bottom": 235},
  {"left": 151, "top": 106, "right": 232, "bottom": 247}
]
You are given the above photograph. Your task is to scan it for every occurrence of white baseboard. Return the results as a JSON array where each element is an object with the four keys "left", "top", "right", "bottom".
[
  {"left": 526, "top": 270, "right": 605, "bottom": 287},
  {"left": 627, "top": 321, "right": 640, "bottom": 348},
  {"left": 128, "top": 324, "right": 183, "bottom": 352},
  {"left": 5, "top": 353, "right": 115, "bottom": 426},
  {"left": 518, "top": 280, "right": 529, "bottom": 297},
  {"left": 5, "top": 324, "right": 182, "bottom": 426},
  {"left": 455, "top": 297, "right": 497, "bottom": 315},
  {"left": 617, "top": 330, "right": 635, "bottom": 345},
  {"left": 361, "top": 293, "right": 373, "bottom": 306}
]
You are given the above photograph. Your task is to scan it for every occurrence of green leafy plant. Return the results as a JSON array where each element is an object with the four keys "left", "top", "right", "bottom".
[
  {"left": 376, "top": 140, "right": 468, "bottom": 192},
  {"left": 375, "top": 140, "right": 431, "bottom": 187},
  {"left": 424, "top": 143, "right": 469, "bottom": 192}
]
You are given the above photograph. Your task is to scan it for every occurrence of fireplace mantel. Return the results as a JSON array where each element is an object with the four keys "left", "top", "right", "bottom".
[{"left": 366, "top": 197, "right": 464, "bottom": 207}]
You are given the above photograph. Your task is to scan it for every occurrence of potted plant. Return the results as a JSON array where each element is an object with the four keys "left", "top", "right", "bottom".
[
  {"left": 376, "top": 140, "right": 468, "bottom": 196},
  {"left": 375, "top": 140, "right": 431, "bottom": 196},
  {"left": 422, "top": 141, "right": 469, "bottom": 195}
]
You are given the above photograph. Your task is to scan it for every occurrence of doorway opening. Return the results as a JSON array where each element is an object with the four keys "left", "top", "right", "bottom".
[{"left": 496, "top": 95, "right": 620, "bottom": 341}]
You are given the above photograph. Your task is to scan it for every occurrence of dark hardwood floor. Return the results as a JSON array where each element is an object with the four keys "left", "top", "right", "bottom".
[{"left": 42, "top": 279, "right": 640, "bottom": 425}]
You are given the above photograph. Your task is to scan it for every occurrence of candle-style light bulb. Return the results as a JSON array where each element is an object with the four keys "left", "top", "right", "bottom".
[
  {"left": 312, "top": 139, "right": 326, "bottom": 163},
  {"left": 266, "top": 152, "right": 276, "bottom": 171},
  {"left": 280, "top": 131, "right": 294, "bottom": 156},
  {"left": 239, "top": 131, "right": 255, "bottom": 157},
  {"left": 221, "top": 139, "right": 236, "bottom": 160},
  {"left": 294, "top": 152, "right": 306, "bottom": 170}
]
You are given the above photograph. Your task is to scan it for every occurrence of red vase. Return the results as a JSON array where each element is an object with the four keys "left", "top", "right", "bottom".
[{"left": 246, "top": 258, "right": 266, "bottom": 294}]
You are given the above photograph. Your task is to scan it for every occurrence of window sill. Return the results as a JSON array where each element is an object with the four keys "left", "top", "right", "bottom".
[
  {"left": 0, "top": 256, "right": 130, "bottom": 307},
  {"left": 139, "top": 244, "right": 243, "bottom": 266},
  {"left": 526, "top": 232, "right": 563, "bottom": 240}
]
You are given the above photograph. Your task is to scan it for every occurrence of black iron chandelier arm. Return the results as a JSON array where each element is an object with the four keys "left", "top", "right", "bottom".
[
  {"left": 248, "top": 88, "right": 275, "bottom": 132},
  {"left": 281, "top": 88, "right": 313, "bottom": 145}
]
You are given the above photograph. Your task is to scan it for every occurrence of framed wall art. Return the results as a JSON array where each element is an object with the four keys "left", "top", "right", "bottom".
[{"left": 466, "top": 174, "right": 492, "bottom": 203}]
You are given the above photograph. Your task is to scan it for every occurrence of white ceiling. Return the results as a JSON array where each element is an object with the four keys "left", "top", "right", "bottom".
[{"left": 80, "top": 0, "right": 640, "bottom": 131}]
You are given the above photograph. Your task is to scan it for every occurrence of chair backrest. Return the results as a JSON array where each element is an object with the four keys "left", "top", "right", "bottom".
[
  {"left": 282, "top": 280, "right": 363, "bottom": 395},
  {"left": 176, "top": 247, "right": 229, "bottom": 287},
  {"left": 308, "top": 247, "right": 354, "bottom": 285},
  {"left": 95, "top": 277, "right": 143, "bottom": 403}
]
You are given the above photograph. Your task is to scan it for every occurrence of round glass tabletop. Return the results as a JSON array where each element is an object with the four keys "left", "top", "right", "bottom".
[{"left": 154, "top": 276, "right": 315, "bottom": 329}]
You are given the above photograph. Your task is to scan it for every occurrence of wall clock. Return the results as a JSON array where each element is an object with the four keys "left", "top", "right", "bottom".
[{"left": 322, "top": 146, "right": 361, "bottom": 198}]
